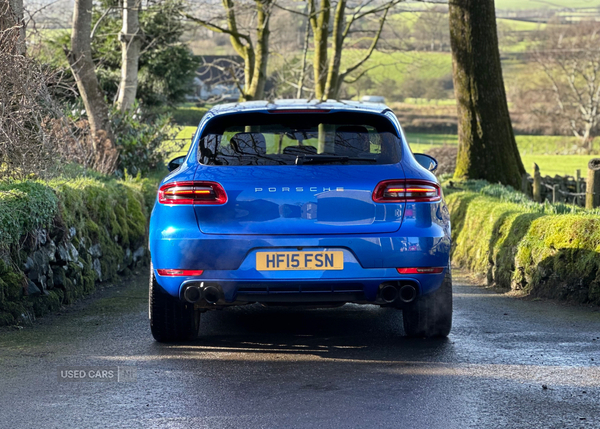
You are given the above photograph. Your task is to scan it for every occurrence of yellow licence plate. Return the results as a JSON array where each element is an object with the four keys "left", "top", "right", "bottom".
[{"left": 256, "top": 251, "right": 344, "bottom": 271}]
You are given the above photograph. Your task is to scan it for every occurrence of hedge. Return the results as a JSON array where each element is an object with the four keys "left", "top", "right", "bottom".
[
  {"left": 171, "top": 106, "right": 209, "bottom": 126},
  {"left": 445, "top": 181, "right": 600, "bottom": 305},
  {"left": 0, "top": 176, "right": 155, "bottom": 326}
]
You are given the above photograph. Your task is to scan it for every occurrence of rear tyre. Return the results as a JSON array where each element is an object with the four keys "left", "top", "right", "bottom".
[
  {"left": 149, "top": 265, "right": 200, "bottom": 342},
  {"left": 402, "top": 269, "right": 452, "bottom": 338}
]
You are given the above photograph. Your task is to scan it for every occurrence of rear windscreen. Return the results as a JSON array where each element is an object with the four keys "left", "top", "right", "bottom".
[{"left": 198, "top": 112, "right": 401, "bottom": 166}]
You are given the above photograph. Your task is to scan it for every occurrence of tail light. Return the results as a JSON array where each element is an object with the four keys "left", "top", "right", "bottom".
[
  {"left": 397, "top": 267, "right": 444, "bottom": 274},
  {"left": 158, "top": 181, "right": 227, "bottom": 205},
  {"left": 373, "top": 180, "right": 441, "bottom": 203},
  {"left": 156, "top": 269, "right": 204, "bottom": 277}
]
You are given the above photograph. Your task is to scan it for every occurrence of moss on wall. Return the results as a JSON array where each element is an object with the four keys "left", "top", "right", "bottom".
[
  {"left": 0, "top": 176, "right": 154, "bottom": 326},
  {"left": 447, "top": 182, "right": 600, "bottom": 305}
]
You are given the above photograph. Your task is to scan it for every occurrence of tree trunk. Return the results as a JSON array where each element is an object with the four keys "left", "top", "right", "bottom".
[
  {"left": 449, "top": 0, "right": 525, "bottom": 189},
  {"left": 296, "top": 3, "right": 312, "bottom": 99},
  {"left": 311, "top": 0, "right": 330, "bottom": 100},
  {"left": 1, "top": 0, "right": 26, "bottom": 55},
  {"left": 116, "top": 0, "right": 142, "bottom": 112},
  {"left": 580, "top": 121, "right": 595, "bottom": 153},
  {"left": 220, "top": 0, "right": 254, "bottom": 98},
  {"left": 323, "top": 0, "right": 345, "bottom": 100},
  {"left": 67, "top": 0, "right": 118, "bottom": 174},
  {"left": 246, "top": 0, "right": 270, "bottom": 100},
  {"left": 315, "top": 0, "right": 391, "bottom": 101},
  {"left": 10, "top": 0, "right": 25, "bottom": 54}
]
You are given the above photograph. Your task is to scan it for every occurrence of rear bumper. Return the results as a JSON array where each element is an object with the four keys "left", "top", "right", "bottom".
[
  {"left": 151, "top": 249, "right": 448, "bottom": 303},
  {"left": 168, "top": 273, "right": 444, "bottom": 304},
  {"left": 150, "top": 207, "right": 451, "bottom": 304}
]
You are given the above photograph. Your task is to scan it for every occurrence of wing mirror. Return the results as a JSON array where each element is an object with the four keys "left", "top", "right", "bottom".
[
  {"left": 167, "top": 156, "right": 185, "bottom": 172},
  {"left": 413, "top": 153, "right": 438, "bottom": 173}
]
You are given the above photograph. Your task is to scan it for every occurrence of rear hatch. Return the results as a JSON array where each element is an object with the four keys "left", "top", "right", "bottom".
[{"left": 193, "top": 111, "right": 405, "bottom": 235}]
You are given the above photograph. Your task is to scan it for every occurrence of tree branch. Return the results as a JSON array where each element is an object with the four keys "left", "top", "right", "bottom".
[
  {"left": 183, "top": 13, "right": 251, "bottom": 47},
  {"left": 343, "top": 62, "right": 387, "bottom": 83},
  {"left": 91, "top": 6, "right": 115, "bottom": 40},
  {"left": 338, "top": 3, "right": 391, "bottom": 80},
  {"left": 272, "top": 2, "right": 308, "bottom": 17}
]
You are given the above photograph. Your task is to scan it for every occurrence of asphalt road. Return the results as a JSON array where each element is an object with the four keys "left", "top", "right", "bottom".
[{"left": 1, "top": 272, "right": 599, "bottom": 429}]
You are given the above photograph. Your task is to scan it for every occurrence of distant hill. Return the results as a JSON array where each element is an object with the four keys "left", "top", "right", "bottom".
[{"left": 495, "top": 0, "right": 600, "bottom": 9}]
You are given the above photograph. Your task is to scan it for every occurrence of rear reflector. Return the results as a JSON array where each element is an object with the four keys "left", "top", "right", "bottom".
[
  {"left": 373, "top": 179, "right": 441, "bottom": 203},
  {"left": 156, "top": 269, "right": 204, "bottom": 277},
  {"left": 397, "top": 267, "right": 444, "bottom": 274},
  {"left": 158, "top": 181, "right": 227, "bottom": 205}
]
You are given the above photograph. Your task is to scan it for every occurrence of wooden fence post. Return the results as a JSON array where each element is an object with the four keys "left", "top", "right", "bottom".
[
  {"left": 521, "top": 173, "right": 529, "bottom": 196},
  {"left": 586, "top": 159, "right": 600, "bottom": 209},
  {"left": 533, "top": 163, "right": 542, "bottom": 203},
  {"left": 576, "top": 169, "right": 582, "bottom": 206}
]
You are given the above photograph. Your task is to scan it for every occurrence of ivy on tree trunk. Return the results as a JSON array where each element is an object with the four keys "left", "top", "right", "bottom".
[{"left": 449, "top": 0, "right": 525, "bottom": 189}]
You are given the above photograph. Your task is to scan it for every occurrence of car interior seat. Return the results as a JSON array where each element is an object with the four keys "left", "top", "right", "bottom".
[
  {"left": 334, "top": 126, "right": 370, "bottom": 157},
  {"left": 230, "top": 132, "right": 267, "bottom": 155}
]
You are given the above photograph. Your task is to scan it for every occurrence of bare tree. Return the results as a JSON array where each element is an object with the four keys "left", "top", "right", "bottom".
[
  {"left": 0, "top": 3, "right": 96, "bottom": 178},
  {"left": 534, "top": 21, "right": 600, "bottom": 153},
  {"left": 65, "top": 0, "right": 118, "bottom": 174},
  {"left": 116, "top": 0, "right": 143, "bottom": 112},
  {"left": 186, "top": 0, "right": 273, "bottom": 101},
  {"left": 412, "top": 5, "right": 449, "bottom": 52},
  {"left": 307, "top": 0, "right": 401, "bottom": 100}
]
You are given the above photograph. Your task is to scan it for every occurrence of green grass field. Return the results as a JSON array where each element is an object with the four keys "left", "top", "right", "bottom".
[
  {"left": 175, "top": 126, "right": 196, "bottom": 141},
  {"left": 407, "top": 133, "right": 599, "bottom": 155},
  {"left": 408, "top": 134, "right": 598, "bottom": 177},
  {"left": 163, "top": 126, "right": 196, "bottom": 159},
  {"left": 496, "top": 18, "right": 545, "bottom": 31},
  {"left": 342, "top": 50, "right": 453, "bottom": 88},
  {"left": 519, "top": 154, "right": 595, "bottom": 177}
]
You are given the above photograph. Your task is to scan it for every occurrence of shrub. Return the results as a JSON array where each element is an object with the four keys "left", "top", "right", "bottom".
[
  {"left": 111, "top": 107, "right": 180, "bottom": 178},
  {"left": 0, "top": 22, "right": 90, "bottom": 179}
]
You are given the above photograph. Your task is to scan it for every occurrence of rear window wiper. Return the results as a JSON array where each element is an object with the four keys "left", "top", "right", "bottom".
[{"left": 295, "top": 155, "right": 377, "bottom": 165}]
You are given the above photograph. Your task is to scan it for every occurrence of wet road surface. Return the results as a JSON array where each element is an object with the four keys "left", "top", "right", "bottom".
[{"left": 0, "top": 272, "right": 599, "bottom": 428}]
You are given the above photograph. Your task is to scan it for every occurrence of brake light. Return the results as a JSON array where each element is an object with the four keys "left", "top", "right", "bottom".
[
  {"left": 156, "top": 269, "right": 204, "bottom": 277},
  {"left": 268, "top": 109, "right": 330, "bottom": 113},
  {"left": 373, "top": 180, "right": 441, "bottom": 203},
  {"left": 397, "top": 267, "right": 444, "bottom": 274},
  {"left": 158, "top": 181, "right": 227, "bottom": 205}
]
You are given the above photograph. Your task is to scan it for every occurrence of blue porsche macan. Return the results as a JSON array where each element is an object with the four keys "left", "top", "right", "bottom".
[{"left": 149, "top": 100, "right": 452, "bottom": 342}]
